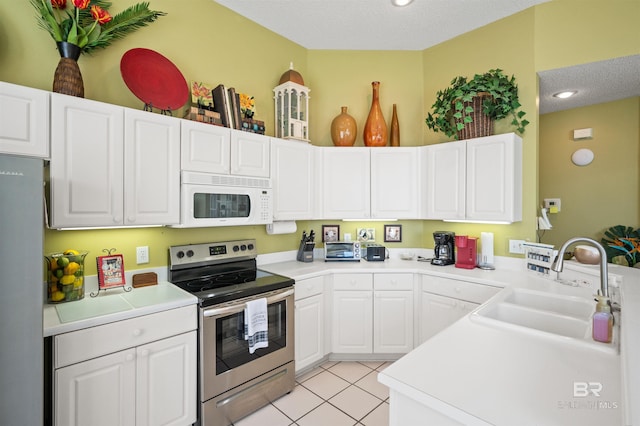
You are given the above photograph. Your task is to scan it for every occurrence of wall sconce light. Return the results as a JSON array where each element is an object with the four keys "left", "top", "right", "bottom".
[{"left": 571, "top": 148, "right": 595, "bottom": 166}]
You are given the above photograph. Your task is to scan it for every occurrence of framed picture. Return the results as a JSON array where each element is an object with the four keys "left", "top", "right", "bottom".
[
  {"left": 357, "top": 228, "right": 375, "bottom": 242},
  {"left": 96, "top": 254, "right": 126, "bottom": 289},
  {"left": 384, "top": 225, "right": 402, "bottom": 242},
  {"left": 322, "top": 225, "right": 340, "bottom": 242}
]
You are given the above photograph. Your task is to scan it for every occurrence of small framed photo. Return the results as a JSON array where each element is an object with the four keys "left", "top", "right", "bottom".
[
  {"left": 357, "top": 228, "right": 375, "bottom": 242},
  {"left": 322, "top": 225, "right": 340, "bottom": 242},
  {"left": 96, "top": 254, "right": 126, "bottom": 289},
  {"left": 384, "top": 225, "right": 402, "bottom": 242}
]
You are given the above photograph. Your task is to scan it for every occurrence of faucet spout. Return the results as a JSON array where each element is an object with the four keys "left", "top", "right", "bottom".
[{"left": 551, "top": 237, "right": 609, "bottom": 298}]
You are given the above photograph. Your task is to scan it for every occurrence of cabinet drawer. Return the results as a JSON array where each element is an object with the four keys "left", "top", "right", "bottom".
[
  {"left": 422, "top": 276, "right": 500, "bottom": 304},
  {"left": 295, "top": 276, "right": 324, "bottom": 300},
  {"left": 54, "top": 305, "right": 197, "bottom": 368},
  {"left": 333, "top": 273, "right": 373, "bottom": 291},
  {"left": 374, "top": 273, "right": 413, "bottom": 291}
]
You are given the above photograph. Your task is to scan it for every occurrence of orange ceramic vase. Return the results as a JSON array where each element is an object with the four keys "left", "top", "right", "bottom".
[
  {"left": 363, "top": 81, "right": 387, "bottom": 147},
  {"left": 331, "top": 106, "right": 357, "bottom": 146}
]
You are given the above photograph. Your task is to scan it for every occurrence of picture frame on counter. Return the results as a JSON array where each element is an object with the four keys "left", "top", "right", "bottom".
[
  {"left": 96, "top": 254, "right": 126, "bottom": 290},
  {"left": 322, "top": 225, "right": 340, "bottom": 242},
  {"left": 384, "top": 225, "right": 402, "bottom": 242}
]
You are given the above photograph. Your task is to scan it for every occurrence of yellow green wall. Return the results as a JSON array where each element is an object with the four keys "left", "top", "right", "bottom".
[
  {"left": 1, "top": 0, "right": 638, "bottom": 275},
  {"left": 539, "top": 97, "right": 640, "bottom": 247}
]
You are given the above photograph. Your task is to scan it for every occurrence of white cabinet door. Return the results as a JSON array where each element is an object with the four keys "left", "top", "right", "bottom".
[
  {"left": 55, "top": 348, "right": 136, "bottom": 426},
  {"left": 271, "top": 139, "right": 314, "bottom": 220},
  {"left": 180, "top": 120, "right": 230, "bottom": 174},
  {"left": 422, "top": 141, "right": 466, "bottom": 220},
  {"left": 295, "top": 294, "right": 325, "bottom": 372},
  {"left": 419, "top": 292, "right": 477, "bottom": 344},
  {"left": 322, "top": 147, "right": 370, "bottom": 219},
  {"left": 136, "top": 331, "right": 197, "bottom": 426},
  {"left": 124, "top": 109, "right": 181, "bottom": 226},
  {"left": 374, "top": 290, "right": 414, "bottom": 353},
  {"left": 332, "top": 290, "right": 373, "bottom": 353},
  {"left": 231, "top": 130, "right": 270, "bottom": 177},
  {"left": 0, "top": 82, "right": 50, "bottom": 158},
  {"left": 466, "top": 133, "right": 522, "bottom": 222},
  {"left": 370, "top": 147, "right": 420, "bottom": 219},
  {"left": 50, "top": 94, "right": 124, "bottom": 228}
]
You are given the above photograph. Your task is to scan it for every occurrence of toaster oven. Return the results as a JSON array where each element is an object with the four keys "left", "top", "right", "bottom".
[{"left": 324, "top": 241, "right": 361, "bottom": 262}]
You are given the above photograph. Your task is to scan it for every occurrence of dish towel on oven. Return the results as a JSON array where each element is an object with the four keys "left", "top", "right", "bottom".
[{"left": 244, "top": 298, "right": 268, "bottom": 354}]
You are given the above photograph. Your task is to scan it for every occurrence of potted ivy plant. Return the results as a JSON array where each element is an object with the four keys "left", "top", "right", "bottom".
[{"left": 425, "top": 69, "right": 529, "bottom": 140}]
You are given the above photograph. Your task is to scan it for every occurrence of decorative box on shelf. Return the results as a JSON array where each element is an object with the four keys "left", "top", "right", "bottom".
[
  {"left": 184, "top": 105, "right": 223, "bottom": 126},
  {"left": 241, "top": 118, "right": 265, "bottom": 135}
]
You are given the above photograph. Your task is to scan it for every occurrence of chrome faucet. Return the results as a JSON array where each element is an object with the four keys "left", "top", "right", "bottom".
[{"left": 551, "top": 237, "right": 609, "bottom": 298}]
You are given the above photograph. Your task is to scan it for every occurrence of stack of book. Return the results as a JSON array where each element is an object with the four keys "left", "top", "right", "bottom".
[
  {"left": 241, "top": 118, "right": 266, "bottom": 135},
  {"left": 212, "top": 84, "right": 266, "bottom": 134},
  {"left": 184, "top": 105, "right": 222, "bottom": 126}
]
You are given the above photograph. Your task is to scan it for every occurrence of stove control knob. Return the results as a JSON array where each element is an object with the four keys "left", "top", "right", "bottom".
[
  {"left": 233, "top": 245, "right": 240, "bottom": 252},
  {"left": 186, "top": 250, "right": 194, "bottom": 257},
  {"left": 248, "top": 243, "right": 254, "bottom": 250},
  {"left": 240, "top": 244, "right": 247, "bottom": 251},
  {"left": 176, "top": 251, "right": 185, "bottom": 259}
]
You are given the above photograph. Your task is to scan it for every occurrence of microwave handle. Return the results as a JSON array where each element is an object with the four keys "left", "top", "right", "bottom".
[{"left": 202, "top": 288, "right": 294, "bottom": 318}]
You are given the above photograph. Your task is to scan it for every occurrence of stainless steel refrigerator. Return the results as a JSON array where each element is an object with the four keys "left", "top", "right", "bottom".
[{"left": 0, "top": 154, "right": 44, "bottom": 425}]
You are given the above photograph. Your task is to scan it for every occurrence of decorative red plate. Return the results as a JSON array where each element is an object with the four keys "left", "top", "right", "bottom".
[{"left": 120, "top": 48, "right": 189, "bottom": 112}]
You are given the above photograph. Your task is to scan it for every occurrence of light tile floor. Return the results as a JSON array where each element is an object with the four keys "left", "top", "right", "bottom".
[{"left": 234, "top": 361, "right": 393, "bottom": 426}]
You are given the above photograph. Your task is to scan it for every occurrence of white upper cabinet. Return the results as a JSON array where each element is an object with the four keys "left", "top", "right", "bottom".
[
  {"left": 181, "top": 122, "right": 270, "bottom": 178},
  {"left": 50, "top": 94, "right": 124, "bottom": 228},
  {"left": 180, "top": 120, "right": 230, "bottom": 174},
  {"left": 466, "top": 133, "right": 522, "bottom": 222},
  {"left": 322, "top": 147, "right": 371, "bottom": 219},
  {"left": 271, "top": 139, "right": 315, "bottom": 220},
  {"left": 422, "top": 133, "right": 522, "bottom": 223},
  {"left": 370, "top": 147, "right": 420, "bottom": 219},
  {"left": 50, "top": 94, "right": 181, "bottom": 228},
  {"left": 123, "top": 108, "right": 181, "bottom": 226},
  {"left": 0, "top": 81, "right": 50, "bottom": 158}
]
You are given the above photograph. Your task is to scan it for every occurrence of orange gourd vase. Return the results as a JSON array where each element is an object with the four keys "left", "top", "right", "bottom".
[
  {"left": 331, "top": 106, "right": 357, "bottom": 146},
  {"left": 363, "top": 81, "right": 387, "bottom": 147}
]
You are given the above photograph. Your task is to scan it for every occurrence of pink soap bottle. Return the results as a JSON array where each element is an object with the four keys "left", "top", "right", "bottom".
[{"left": 592, "top": 295, "right": 613, "bottom": 343}]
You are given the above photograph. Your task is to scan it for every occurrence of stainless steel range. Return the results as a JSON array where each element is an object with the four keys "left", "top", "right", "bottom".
[{"left": 168, "top": 239, "right": 295, "bottom": 426}]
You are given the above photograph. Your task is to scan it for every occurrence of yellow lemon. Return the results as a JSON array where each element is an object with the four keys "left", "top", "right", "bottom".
[
  {"left": 51, "top": 291, "right": 65, "bottom": 302},
  {"left": 64, "top": 262, "right": 80, "bottom": 275},
  {"left": 64, "top": 249, "right": 80, "bottom": 256},
  {"left": 60, "top": 274, "right": 75, "bottom": 285}
]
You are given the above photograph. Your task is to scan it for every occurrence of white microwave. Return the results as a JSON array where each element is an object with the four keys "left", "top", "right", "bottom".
[{"left": 175, "top": 171, "right": 273, "bottom": 228}]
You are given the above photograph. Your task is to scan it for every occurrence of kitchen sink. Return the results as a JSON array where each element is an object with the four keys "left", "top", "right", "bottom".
[{"left": 470, "top": 287, "right": 618, "bottom": 353}]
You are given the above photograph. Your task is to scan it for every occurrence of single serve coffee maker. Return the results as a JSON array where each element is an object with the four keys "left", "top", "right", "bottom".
[{"left": 432, "top": 231, "right": 455, "bottom": 266}]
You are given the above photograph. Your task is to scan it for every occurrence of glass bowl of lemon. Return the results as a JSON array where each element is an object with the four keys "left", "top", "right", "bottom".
[{"left": 45, "top": 250, "right": 88, "bottom": 303}]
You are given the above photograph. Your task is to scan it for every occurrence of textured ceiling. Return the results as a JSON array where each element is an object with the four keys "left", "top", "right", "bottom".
[{"left": 213, "top": 0, "right": 639, "bottom": 113}]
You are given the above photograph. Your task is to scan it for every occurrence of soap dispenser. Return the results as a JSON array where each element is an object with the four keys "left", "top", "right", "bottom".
[{"left": 592, "top": 295, "right": 613, "bottom": 343}]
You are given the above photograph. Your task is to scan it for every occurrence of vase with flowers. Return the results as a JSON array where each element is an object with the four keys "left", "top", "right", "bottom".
[{"left": 31, "top": 0, "right": 166, "bottom": 97}]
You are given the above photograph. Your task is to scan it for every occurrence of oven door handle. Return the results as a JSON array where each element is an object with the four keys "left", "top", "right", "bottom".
[{"left": 202, "top": 288, "right": 294, "bottom": 318}]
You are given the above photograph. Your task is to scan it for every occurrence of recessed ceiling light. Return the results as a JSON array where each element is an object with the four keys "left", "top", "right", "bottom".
[
  {"left": 391, "top": 0, "right": 414, "bottom": 6},
  {"left": 553, "top": 91, "right": 577, "bottom": 99}
]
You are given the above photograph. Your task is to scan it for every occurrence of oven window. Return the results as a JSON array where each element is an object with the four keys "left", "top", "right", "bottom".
[
  {"left": 193, "top": 193, "right": 251, "bottom": 219},
  {"left": 215, "top": 300, "right": 287, "bottom": 375}
]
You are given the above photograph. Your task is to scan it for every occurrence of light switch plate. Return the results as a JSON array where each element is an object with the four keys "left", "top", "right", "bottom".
[{"left": 136, "top": 246, "right": 149, "bottom": 264}]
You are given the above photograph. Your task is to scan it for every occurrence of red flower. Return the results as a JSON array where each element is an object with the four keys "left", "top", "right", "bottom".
[
  {"left": 72, "top": 0, "right": 90, "bottom": 10},
  {"left": 90, "top": 5, "right": 112, "bottom": 24},
  {"left": 51, "top": 0, "right": 66, "bottom": 9}
]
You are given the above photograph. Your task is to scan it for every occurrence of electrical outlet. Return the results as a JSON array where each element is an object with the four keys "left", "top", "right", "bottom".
[
  {"left": 544, "top": 198, "right": 561, "bottom": 212},
  {"left": 509, "top": 239, "right": 526, "bottom": 254},
  {"left": 136, "top": 246, "right": 149, "bottom": 264}
]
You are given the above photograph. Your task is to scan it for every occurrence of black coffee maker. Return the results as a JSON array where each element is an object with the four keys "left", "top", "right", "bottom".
[{"left": 432, "top": 231, "right": 455, "bottom": 266}]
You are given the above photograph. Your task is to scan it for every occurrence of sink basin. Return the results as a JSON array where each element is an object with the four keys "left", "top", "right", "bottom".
[{"left": 470, "top": 287, "right": 618, "bottom": 353}]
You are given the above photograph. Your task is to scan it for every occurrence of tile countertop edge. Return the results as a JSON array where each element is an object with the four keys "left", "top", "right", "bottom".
[{"left": 43, "top": 281, "right": 198, "bottom": 337}]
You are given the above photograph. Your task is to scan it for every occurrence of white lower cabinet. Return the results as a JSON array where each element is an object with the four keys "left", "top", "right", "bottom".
[
  {"left": 53, "top": 306, "right": 197, "bottom": 426},
  {"left": 332, "top": 273, "right": 413, "bottom": 354},
  {"left": 419, "top": 276, "right": 500, "bottom": 344},
  {"left": 294, "top": 276, "right": 326, "bottom": 372}
]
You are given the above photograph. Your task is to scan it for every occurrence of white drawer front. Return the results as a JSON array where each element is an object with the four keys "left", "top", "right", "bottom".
[
  {"left": 54, "top": 305, "right": 197, "bottom": 368},
  {"left": 422, "top": 276, "right": 500, "bottom": 304},
  {"left": 333, "top": 273, "right": 373, "bottom": 291},
  {"left": 374, "top": 273, "right": 414, "bottom": 291},
  {"left": 295, "top": 276, "right": 324, "bottom": 300}
]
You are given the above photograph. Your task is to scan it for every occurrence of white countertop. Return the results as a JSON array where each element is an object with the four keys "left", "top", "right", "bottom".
[{"left": 43, "top": 281, "right": 198, "bottom": 337}]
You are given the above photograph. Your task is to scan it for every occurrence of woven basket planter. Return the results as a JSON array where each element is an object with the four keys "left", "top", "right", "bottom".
[
  {"left": 53, "top": 42, "right": 84, "bottom": 98},
  {"left": 453, "top": 93, "right": 494, "bottom": 140}
]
